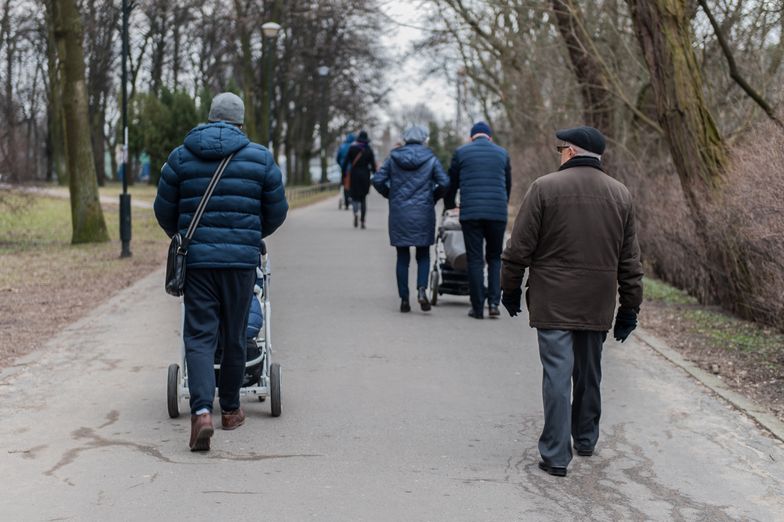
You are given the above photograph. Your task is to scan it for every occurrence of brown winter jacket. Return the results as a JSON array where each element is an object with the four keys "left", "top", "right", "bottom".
[{"left": 501, "top": 158, "right": 643, "bottom": 331}]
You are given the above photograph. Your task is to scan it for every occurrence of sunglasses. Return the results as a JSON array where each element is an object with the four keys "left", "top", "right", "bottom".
[{"left": 556, "top": 145, "right": 571, "bottom": 153}]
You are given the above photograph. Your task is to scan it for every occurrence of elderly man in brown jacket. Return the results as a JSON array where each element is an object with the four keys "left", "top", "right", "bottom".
[{"left": 500, "top": 125, "right": 643, "bottom": 477}]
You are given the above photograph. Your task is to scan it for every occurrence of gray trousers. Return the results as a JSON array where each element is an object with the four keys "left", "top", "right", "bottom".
[{"left": 537, "top": 329, "right": 605, "bottom": 467}]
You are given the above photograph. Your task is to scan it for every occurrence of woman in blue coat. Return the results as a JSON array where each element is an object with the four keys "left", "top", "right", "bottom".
[{"left": 373, "top": 126, "right": 450, "bottom": 313}]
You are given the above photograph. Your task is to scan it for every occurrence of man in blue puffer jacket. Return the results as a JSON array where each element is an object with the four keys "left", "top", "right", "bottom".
[
  {"left": 444, "top": 121, "right": 512, "bottom": 319},
  {"left": 154, "top": 92, "right": 288, "bottom": 451}
]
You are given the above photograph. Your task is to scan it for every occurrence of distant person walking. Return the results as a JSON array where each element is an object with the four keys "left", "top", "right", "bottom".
[
  {"left": 500, "top": 126, "right": 643, "bottom": 477},
  {"left": 336, "top": 132, "right": 355, "bottom": 210},
  {"left": 373, "top": 125, "right": 450, "bottom": 312},
  {"left": 153, "top": 92, "right": 288, "bottom": 452},
  {"left": 444, "top": 121, "right": 511, "bottom": 319},
  {"left": 346, "top": 130, "right": 376, "bottom": 229}
]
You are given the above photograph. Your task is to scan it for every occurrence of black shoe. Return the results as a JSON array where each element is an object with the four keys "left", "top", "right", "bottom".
[
  {"left": 400, "top": 299, "right": 411, "bottom": 313},
  {"left": 488, "top": 305, "right": 500, "bottom": 317},
  {"left": 574, "top": 447, "right": 593, "bottom": 457},
  {"left": 468, "top": 308, "right": 484, "bottom": 319},
  {"left": 538, "top": 460, "right": 567, "bottom": 477},
  {"left": 354, "top": 214, "right": 358, "bottom": 228},
  {"left": 417, "top": 288, "right": 431, "bottom": 311},
  {"left": 361, "top": 221, "right": 366, "bottom": 229}
]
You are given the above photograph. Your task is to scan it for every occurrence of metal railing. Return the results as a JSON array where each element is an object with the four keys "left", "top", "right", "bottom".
[{"left": 286, "top": 181, "right": 340, "bottom": 207}]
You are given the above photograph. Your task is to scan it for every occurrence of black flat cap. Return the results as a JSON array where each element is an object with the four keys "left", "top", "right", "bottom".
[{"left": 555, "top": 126, "right": 606, "bottom": 155}]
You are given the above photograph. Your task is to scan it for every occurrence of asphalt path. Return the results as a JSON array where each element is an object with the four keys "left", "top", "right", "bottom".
[{"left": 1, "top": 193, "right": 783, "bottom": 521}]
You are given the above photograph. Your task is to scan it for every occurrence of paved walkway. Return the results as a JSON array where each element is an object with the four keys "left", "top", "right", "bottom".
[
  {"left": 0, "top": 183, "right": 153, "bottom": 208},
  {"left": 1, "top": 194, "right": 782, "bottom": 520}
]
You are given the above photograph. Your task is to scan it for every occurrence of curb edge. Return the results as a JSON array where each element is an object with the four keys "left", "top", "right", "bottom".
[{"left": 635, "top": 327, "right": 784, "bottom": 443}]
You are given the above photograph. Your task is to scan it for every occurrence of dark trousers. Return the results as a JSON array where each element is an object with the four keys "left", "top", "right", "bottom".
[
  {"left": 352, "top": 196, "right": 367, "bottom": 221},
  {"left": 183, "top": 268, "right": 255, "bottom": 414},
  {"left": 342, "top": 176, "right": 351, "bottom": 209},
  {"left": 537, "top": 329, "right": 605, "bottom": 467},
  {"left": 396, "top": 246, "right": 430, "bottom": 300},
  {"left": 461, "top": 219, "right": 506, "bottom": 313}
]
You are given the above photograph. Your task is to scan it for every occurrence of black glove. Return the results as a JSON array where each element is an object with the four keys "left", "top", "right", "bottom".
[
  {"left": 613, "top": 308, "right": 638, "bottom": 342},
  {"left": 501, "top": 288, "right": 522, "bottom": 317}
]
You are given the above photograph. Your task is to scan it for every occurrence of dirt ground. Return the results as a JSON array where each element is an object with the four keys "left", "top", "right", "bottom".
[
  {"left": 0, "top": 239, "right": 167, "bottom": 366},
  {"left": 641, "top": 302, "right": 784, "bottom": 423},
  {"left": 0, "top": 189, "right": 338, "bottom": 369}
]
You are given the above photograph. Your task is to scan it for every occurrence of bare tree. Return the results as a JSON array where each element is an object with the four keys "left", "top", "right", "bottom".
[{"left": 48, "top": 0, "right": 109, "bottom": 243}]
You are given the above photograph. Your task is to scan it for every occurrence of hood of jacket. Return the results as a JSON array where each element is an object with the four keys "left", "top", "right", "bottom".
[
  {"left": 183, "top": 122, "right": 250, "bottom": 160},
  {"left": 344, "top": 133, "right": 356, "bottom": 144},
  {"left": 390, "top": 143, "right": 434, "bottom": 170}
]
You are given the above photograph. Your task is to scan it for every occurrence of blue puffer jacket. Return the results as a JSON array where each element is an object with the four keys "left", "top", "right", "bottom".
[
  {"left": 154, "top": 122, "right": 288, "bottom": 269},
  {"left": 336, "top": 133, "right": 355, "bottom": 173},
  {"left": 444, "top": 136, "right": 511, "bottom": 222},
  {"left": 246, "top": 295, "right": 263, "bottom": 339},
  {"left": 373, "top": 143, "right": 450, "bottom": 247}
]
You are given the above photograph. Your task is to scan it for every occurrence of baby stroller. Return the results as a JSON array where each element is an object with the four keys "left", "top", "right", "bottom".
[
  {"left": 167, "top": 240, "right": 282, "bottom": 418},
  {"left": 429, "top": 209, "right": 470, "bottom": 305}
]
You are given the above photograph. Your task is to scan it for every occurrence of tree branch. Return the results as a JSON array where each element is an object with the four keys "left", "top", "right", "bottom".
[{"left": 698, "top": 0, "right": 784, "bottom": 129}]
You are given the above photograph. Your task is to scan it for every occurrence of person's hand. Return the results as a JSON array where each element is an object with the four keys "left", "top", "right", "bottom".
[
  {"left": 501, "top": 288, "right": 522, "bottom": 317},
  {"left": 613, "top": 308, "right": 638, "bottom": 342}
]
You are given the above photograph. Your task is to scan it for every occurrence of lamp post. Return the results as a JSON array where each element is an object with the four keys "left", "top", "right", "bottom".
[
  {"left": 260, "top": 22, "right": 281, "bottom": 151},
  {"left": 119, "top": 0, "right": 133, "bottom": 258},
  {"left": 317, "top": 65, "right": 330, "bottom": 184}
]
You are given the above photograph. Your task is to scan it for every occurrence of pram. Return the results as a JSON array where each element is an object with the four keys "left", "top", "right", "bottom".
[
  {"left": 167, "top": 240, "right": 282, "bottom": 418},
  {"left": 429, "top": 209, "right": 470, "bottom": 305}
]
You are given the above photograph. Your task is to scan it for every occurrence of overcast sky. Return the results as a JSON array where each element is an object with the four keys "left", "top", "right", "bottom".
[{"left": 377, "top": 1, "right": 456, "bottom": 124}]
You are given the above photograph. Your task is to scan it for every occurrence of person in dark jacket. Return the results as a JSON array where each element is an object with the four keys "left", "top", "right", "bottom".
[
  {"left": 336, "top": 132, "right": 355, "bottom": 210},
  {"left": 500, "top": 125, "right": 643, "bottom": 477},
  {"left": 346, "top": 130, "right": 376, "bottom": 228},
  {"left": 373, "top": 125, "right": 450, "bottom": 312},
  {"left": 154, "top": 92, "right": 288, "bottom": 452},
  {"left": 444, "top": 121, "right": 512, "bottom": 319}
]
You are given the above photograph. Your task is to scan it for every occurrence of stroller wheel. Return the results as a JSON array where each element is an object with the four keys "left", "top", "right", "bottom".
[
  {"left": 429, "top": 270, "right": 439, "bottom": 306},
  {"left": 270, "top": 363, "right": 282, "bottom": 417},
  {"left": 167, "top": 364, "right": 180, "bottom": 418}
]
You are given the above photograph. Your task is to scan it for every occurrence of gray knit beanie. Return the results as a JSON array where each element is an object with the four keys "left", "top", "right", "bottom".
[
  {"left": 402, "top": 125, "right": 429, "bottom": 144},
  {"left": 208, "top": 92, "right": 245, "bottom": 125}
]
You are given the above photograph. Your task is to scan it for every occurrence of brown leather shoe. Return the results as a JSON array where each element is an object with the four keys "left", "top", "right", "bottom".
[
  {"left": 221, "top": 408, "right": 246, "bottom": 430},
  {"left": 189, "top": 412, "right": 213, "bottom": 452}
]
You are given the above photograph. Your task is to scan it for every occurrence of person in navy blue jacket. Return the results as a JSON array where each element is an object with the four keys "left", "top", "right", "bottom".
[
  {"left": 373, "top": 125, "right": 450, "bottom": 313},
  {"left": 154, "top": 92, "right": 288, "bottom": 452},
  {"left": 444, "top": 121, "right": 512, "bottom": 319},
  {"left": 336, "top": 132, "right": 355, "bottom": 210}
]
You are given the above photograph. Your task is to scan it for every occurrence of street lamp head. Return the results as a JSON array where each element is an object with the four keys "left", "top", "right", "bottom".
[
  {"left": 262, "top": 22, "right": 282, "bottom": 39},
  {"left": 317, "top": 65, "right": 330, "bottom": 77}
]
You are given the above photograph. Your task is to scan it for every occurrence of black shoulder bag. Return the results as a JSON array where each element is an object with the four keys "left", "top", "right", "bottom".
[{"left": 165, "top": 153, "right": 235, "bottom": 297}]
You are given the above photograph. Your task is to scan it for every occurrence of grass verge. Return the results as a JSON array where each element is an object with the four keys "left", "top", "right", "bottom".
[{"left": 641, "top": 277, "right": 784, "bottom": 422}]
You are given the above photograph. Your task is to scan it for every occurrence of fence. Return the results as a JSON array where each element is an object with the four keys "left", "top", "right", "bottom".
[{"left": 286, "top": 181, "right": 340, "bottom": 207}]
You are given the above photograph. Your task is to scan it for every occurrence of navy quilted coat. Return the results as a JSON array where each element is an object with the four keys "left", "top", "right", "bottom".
[
  {"left": 372, "top": 144, "right": 450, "bottom": 247},
  {"left": 444, "top": 136, "right": 511, "bottom": 222},
  {"left": 154, "top": 122, "right": 288, "bottom": 269}
]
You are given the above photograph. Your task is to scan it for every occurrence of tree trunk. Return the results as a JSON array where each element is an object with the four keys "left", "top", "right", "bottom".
[
  {"left": 626, "top": 0, "right": 742, "bottom": 308},
  {"left": 625, "top": 0, "right": 727, "bottom": 206},
  {"left": 551, "top": 0, "right": 614, "bottom": 136},
  {"left": 90, "top": 106, "right": 106, "bottom": 185},
  {"left": 3, "top": 6, "right": 17, "bottom": 182},
  {"left": 50, "top": 0, "right": 109, "bottom": 244},
  {"left": 234, "top": 0, "right": 257, "bottom": 142},
  {"left": 45, "top": 1, "right": 68, "bottom": 185}
]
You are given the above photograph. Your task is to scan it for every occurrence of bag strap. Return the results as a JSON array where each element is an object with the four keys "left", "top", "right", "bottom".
[
  {"left": 182, "top": 153, "right": 235, "bottom": 249},
  {"left": 350, "top": 147, "right": 365, "bottom": 169}
]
